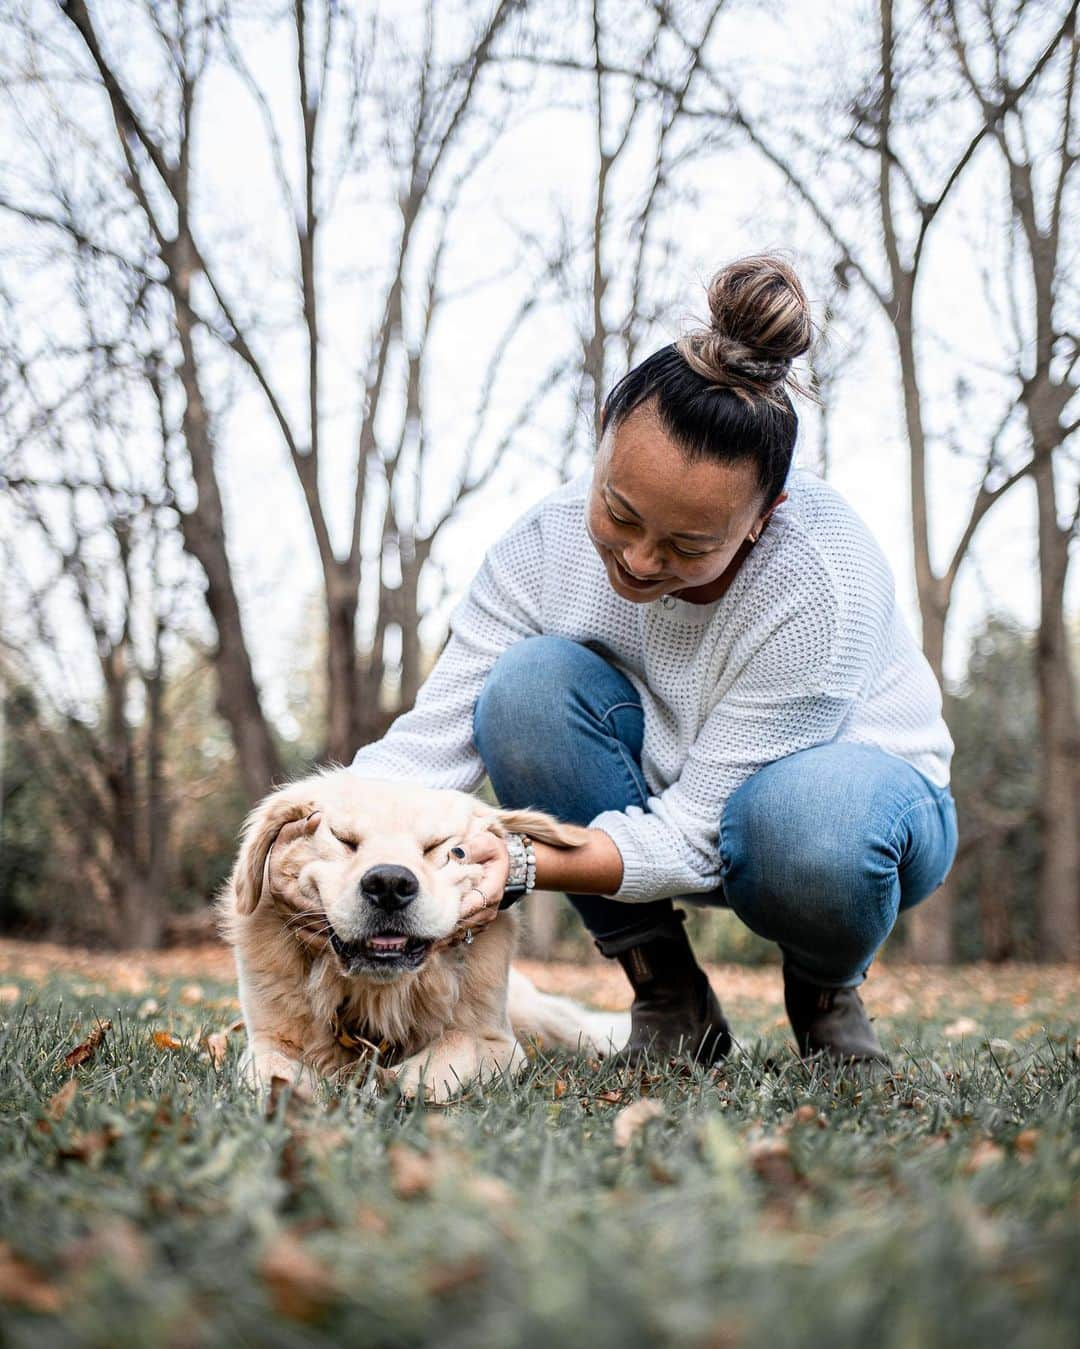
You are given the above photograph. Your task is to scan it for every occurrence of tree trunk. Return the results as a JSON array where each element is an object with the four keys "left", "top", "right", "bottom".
[
  {"left": 172, "top": 257, "right": 282, "bottom": 803},
  {"left": 326, "top": 562, "right": 361, "bottom": 766},
  {"left": 1032, "top": 453, "right": 1080, "bottom": 960},
  {"left": 895, "top": 312, "right": 953, "bottom": 963}
]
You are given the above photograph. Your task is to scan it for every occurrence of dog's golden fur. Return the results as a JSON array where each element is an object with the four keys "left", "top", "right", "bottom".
[{"left": 218, "top": 768, "right": 625, "bottom": 1101}]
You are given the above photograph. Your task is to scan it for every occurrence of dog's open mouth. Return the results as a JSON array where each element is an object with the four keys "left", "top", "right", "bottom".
[{"left": 329, "top": 929, "right": 432, "bottom": 973}]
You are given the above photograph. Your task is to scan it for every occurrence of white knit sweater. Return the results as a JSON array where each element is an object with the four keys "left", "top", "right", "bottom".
[{"left": 351, "top": 468, "right": 954, "bottom": 904}]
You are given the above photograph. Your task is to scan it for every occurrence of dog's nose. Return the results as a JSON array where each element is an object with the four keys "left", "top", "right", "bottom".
[{"left": 359, "top": 864, "right": 419, "bottom": 911}]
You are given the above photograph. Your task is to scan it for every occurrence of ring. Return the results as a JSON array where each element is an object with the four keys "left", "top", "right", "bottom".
[
  {"left": 468, "top": 886, "right": 485, "bottom": 903},
  {"left": 463, "top": 929, "right": 474, "bottom": 946}
]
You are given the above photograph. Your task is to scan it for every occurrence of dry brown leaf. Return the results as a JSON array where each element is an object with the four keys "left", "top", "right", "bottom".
[
  {"left": 552, "top": 1079, "right": 568, "bottom": 1099},
  {"left": 387, "top": 1143, "right": 438, "bottom": 1199},
  {"left": 613, "top": 1098, "right": 663, "bottom": 1149},
  {"left": 943, "top": 1017, "right": 980, "bottom": 1039},
  {"left": 965, "top": 1140, "right": 1005, "bottom": 1173},
  {"left": 595, "top": 1088, "right": 626, "bottom": 1106},
  {"left": 63, "top": 1018, "right": 112, "bottom": 1069},
  {"left": 648, "top": 1154, "right": 677, "bottom": 1185},
  {"left": 354, "top": 1205, "right": 390, "bottom": 1236},
  {"left": 62, "top": 1217, "right": 149, "bottom": 1279},
  {"left": 57, "top": 1125, "right": 120, "bottom": 1165},
  {"left": 791, "top": 1104, "right": 826, "bottom": 1128},
  {"left": 1014, "top": 1129, "right": 1039, "bottom": 1156},
  {"left": 227, "top": 1017, "right": 246, "bottom": 1035},
  {"left": 748, "top": 1137, "right": 800, "bottom": 1187},
  {"left": 152, "top": 1030, "right": 183, "bottom": 1052},
  {"left": 0, "top": 1242, "right": 64, "bottom": 1313},
  {"left": 260, "top": 1231, "right": 338, "bottom": 1322},
  {"left": 462, "top": 1173, "right": 515, "bottom": 1209},
  {"left": 425, "top": 1255, "right": 487, "bottom": 1297},
  {"left": 45, "top": 1079, "right": 78, "bottom": 1122}
]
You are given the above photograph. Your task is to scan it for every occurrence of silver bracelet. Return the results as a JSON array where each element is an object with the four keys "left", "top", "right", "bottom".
[{"left": 503, "top": 832, "right": 536, "bottom": 899}]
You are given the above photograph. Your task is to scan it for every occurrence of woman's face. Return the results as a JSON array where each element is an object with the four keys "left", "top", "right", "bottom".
[{"left": 586, "top": 402, "right": 781, "bottom": 604}]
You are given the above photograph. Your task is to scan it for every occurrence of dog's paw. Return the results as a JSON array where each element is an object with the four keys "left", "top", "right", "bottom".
[{"left": 240, "top": 1047, "right": 319, "bottom": 1102}]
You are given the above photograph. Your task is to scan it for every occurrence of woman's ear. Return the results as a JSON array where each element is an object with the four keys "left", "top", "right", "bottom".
[
  {"left": 231, "top": 791, "right": 316, "bottom": 916},
  {"left": 491, "top": 807, "right": 591, "bottom": 849}
]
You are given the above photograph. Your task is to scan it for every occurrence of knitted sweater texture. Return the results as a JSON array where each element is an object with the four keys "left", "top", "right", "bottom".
[{"left": 350, "top": 468, "right": 954, "bottom": 903}]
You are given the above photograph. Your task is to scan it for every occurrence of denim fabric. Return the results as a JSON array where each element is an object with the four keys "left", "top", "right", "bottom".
[{"left": 473, "top": 635, "right": 958, "bottom": 987}]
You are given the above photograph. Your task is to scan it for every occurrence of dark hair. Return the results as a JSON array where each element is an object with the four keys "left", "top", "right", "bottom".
[{"left": 599, "top": 255, "right": 815, "bottom": 506}]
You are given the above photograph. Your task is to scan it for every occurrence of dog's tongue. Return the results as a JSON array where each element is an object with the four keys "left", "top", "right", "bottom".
[{"left": 367, "top": 935, "right": 409, "bottom": 952}]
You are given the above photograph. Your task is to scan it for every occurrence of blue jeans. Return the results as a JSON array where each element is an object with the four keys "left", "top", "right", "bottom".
[{"left": 473, "top": 636, "right": 957, "bottom": 987}]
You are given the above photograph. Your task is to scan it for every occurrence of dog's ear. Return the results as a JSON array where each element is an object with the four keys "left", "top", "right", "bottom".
[
  {"left": 232, "top": 791, "right": 317, "bottom": 916},
  {"left": 490, "top": 807, "right": 591, "bottom": 849}
]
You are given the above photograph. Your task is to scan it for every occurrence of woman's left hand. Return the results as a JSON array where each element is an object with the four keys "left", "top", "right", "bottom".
[{"left": 449, "top": 830, "right": 510, "bottom": 939}]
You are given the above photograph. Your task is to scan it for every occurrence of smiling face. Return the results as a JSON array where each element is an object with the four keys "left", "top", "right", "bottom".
[
  {"left": 261, "top": 777, "right": 490, "bottom": 984},
  {"left": 586, "top": 401, "right": 780, "bottom": 604}
]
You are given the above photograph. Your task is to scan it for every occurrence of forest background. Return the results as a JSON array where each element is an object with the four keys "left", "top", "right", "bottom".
[{"left": 1, "top": 0, "right": 1077, "bottom": 966}]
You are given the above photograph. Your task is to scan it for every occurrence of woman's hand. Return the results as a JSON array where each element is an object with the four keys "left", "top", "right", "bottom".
[
  {"left": 446, "top": 830, "right": 510, "bottom": 939},
  {"left": 266, "top": 811, "right": 322, "bottom": 898}
]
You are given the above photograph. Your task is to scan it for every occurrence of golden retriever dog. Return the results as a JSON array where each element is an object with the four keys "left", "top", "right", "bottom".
[{"left": 218, "top": 768, "right": 629, "bottom": 1101}]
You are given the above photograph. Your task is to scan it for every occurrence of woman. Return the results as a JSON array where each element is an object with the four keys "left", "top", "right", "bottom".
[{"left": 346, "top": 255, "right": 958, "bottom": 1067}]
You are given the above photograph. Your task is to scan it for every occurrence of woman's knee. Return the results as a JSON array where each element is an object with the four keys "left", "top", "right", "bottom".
[
  {"left": 718, "top": 747, "right": 901, "bottom": 933},
  {"left": 475, "top": 636, "right": 639, "bottom": 742}
]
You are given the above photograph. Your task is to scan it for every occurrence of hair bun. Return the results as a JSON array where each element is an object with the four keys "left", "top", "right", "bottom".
[{"left": 677, "top": 254, "right": 814, "bottom": 403}]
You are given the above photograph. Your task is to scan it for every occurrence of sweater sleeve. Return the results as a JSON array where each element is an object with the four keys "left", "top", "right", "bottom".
[
  {"left": 349, "top": 509, "right": 545, "bottom": 791},
  {"left": 590, "top": 579, "right": 866, "bottom": 903}
]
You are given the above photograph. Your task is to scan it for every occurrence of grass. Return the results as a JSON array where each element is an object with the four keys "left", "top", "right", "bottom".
[{"left": 0, "top": 958, "right": 1076, "bottom": 1349}]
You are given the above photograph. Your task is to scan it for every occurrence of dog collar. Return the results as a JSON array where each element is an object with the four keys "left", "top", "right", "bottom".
[{"left": 330, "top": 1002, "right": 402, "bottom": 1065}]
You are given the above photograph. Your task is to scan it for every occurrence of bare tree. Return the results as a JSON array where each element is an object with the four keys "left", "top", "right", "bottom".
[
  {"left": 1, "top": 0, "right": 562, "bottom": 797},
  {"left": 0, "top": 357, "right": 184, "bottom": 947},
  {"left": 653, "top": 0, "right": 1075, "bottom": 962},
  {"left": 934, "top": 0, "right": 1079, "bottom": 959}
]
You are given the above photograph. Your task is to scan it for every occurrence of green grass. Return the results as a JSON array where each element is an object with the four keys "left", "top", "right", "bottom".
[{"left": 0, "top": 974, "right": 1077, "bottom": 1349}]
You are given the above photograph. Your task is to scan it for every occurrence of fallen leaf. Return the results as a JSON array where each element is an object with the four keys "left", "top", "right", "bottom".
[
  {"left": 462, "top": 1174, "right": 514, "bottom": 1209},
  {"left": 58, "top": 1125, "right": 120, "bottom": 1165},
  {"left": 613, "top": 1098, "right": 663, "bottom": 1149},
  {"left": 0, "top": 1243, "right": 64, "bottom": 1313},
  {"left": 45, "top": 1079, "right": 78, "bottom": 1122},
  {"left": 136, "top": 998, "right": 160, "bottom": 1020},
  {"left": 152, "top": 1030, "right": 183, "bottom": 1052},
  {"left": 1014, "top": 1129, "right": 1039, "bottom": 1156},
  {"left": 62, "top": 1217, "right": 148, "bottom": 1279},
  {"left": 64, "top": 1019, "right": 112, "bottom": 1068},
  {"left": 595, "top": 1089, "right": 625, "bottom": 1106},
  {"left": 943, "top": 1017, "right": 979, "bottom": 1039},
  {"left": 261, "top": 1231, "right": 338, "bottom": 1322},
  {"left": 552, "top": 1078, "right": 568, "bottom": 1098},
  {"left": 648, "top": 1154, "right": 677, "bottom": 1185},
  {"left": 354, "top": 1205, "right": 390, "bottom": 1236},
  {"left": 387, "top": 1143, "right": 438, "bottom": 1199},
  {"left": 965, "top": 1140, "right": 1005, "bottom": 1173},
  {"left": 425, "top": 1255, "right": 487, "bottom": 1297},
  {"left": 748, "top": 1137, "right": 800, "bottom": 1187},
  {"left": 179, "top": 983, "right": 205, "bottom": 1005}
]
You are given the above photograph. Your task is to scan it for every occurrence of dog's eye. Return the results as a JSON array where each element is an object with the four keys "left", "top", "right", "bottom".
[{"left": 330, "top": 830, "right": 360, "bottom": 852}]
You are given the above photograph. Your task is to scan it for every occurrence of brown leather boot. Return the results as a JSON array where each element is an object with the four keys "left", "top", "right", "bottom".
[
  {"left": 783, "top": 967, "right": 891, "bottom": 1067},
  {"left": 595, "top": 911, "right": 732, "bottom": 1066}
]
